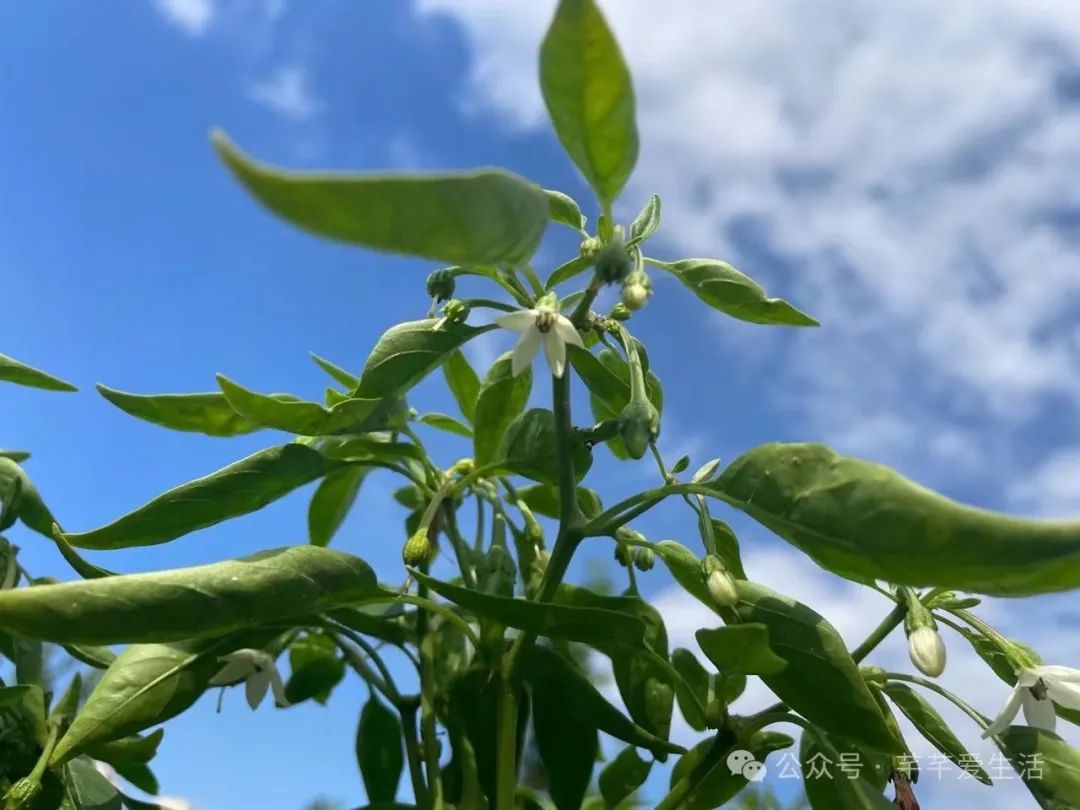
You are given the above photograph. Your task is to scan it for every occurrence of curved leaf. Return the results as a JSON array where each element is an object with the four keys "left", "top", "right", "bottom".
[
  {"left": 217, "top": 376, "right": 383, "bottom": 436},
  {"left": 0, "top": 353, "right": 76, "bottom": 391},
  {"left": 64, "top": 444, "right": 338, "bottom": 550},
  {"left": 0, "top": 545, "right": 377, "bottom": 644},
  {"left": 999, "top": 726, "right": 1080, "bottom": 808},
  {"left": 214, "top": 131, "right": 548, "bottom": 266},
  {"left": 308, "top": 467, "right": 366, "bottom": 547},
  {"left": 418, "top": 412, "right": 472, "bottom": 437},
  {"left": 668, "top": 732, "right": 793, "bottom": 809},
  {"left": 627, "top": 195, "right": 660, "bottom": 247},
  {"left": 532, "top": 659, "right": 598, "bottom": 810},
  {"left": 442, "top": 349, "right": 481, "bottom": 423},
  {"left": 285, "top": 634, "right": 346, "bottom": 705},
  {"left": 496, "top": 408, "right": 592, "bottom": 485},
  {"left": 598, "top": 745, "right": 651, "bottom": 809},
  {"left": 695, "top": 624, "right": 786, "bottom": 675},
  {"left": 545, "top": 189, "right": 587, "bottom": 232},
  {"left": 714, "top": 442, "right": 1080, "bottom": 596},
  {"left": 539, "top": 0, "right": 638, "bottom": 204},
  {"left": 310, "top": 352, "right": 360, "bottom": 390},
  {"left": 474, "top": 352, "right": 532, "bottom": 467},
  {"left": 96, "top": 386, "right": 270, "bottom": 437},
  {"left": 356, "top": 695, "right": 404, "bottom": 802},
  {"left": 800, "top": 728, "right": 894, "bottom": 810}
]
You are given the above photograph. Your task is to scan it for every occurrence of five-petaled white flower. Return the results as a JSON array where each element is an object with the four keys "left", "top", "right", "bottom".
[
  {"left": 495, "top": 302, "right": 583, "bottom": 379},
  {"left": 982, "top": 665, "right": 1080, "bottom": 737},
  {"left": 209, "top": 648, "right": 289, "bottom": 710}
]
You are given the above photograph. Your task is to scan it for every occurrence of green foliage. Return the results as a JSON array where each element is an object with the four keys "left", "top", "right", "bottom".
[{"left": 0, "top": 354, "right": 77, "bottom": 392}]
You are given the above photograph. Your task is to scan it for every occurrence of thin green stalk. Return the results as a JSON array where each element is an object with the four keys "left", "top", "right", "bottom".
[
  {"left": 400, "top": 701, "right": 432, "bottom": 810},
  {"left": 521, "top": 264, "right": 545, "bottom": 297},
  {"left": 416, "top": 574, "right": 444, "bottom": 810},
  {"left": 442, "top": 503, "right": 477, "bottom": 589},
  {"left": 583, "top": 482, "right": 718, "bottom": 536},
  {"left": 495, "top": 677, "right": 519, "bottom": 810},
  {"left": 851, "top": 603, "right": 907, "bottom": 663},
  {"left": 473, "top": 494, "right": 486, "bottom": 553},
  {"left": 886, "top": 672, "right": 991, "bottom": 730},
  {"left": 462, "top": 297, "right": 520, "bottom": 313}
]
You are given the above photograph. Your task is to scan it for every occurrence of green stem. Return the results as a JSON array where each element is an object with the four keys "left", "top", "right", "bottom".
[
  {"left": 400, "top": 701, "right": 432, "bottom": 810},
  {"left": 462, "top": 297, "right": 520, "bottom": 313},
  {"left": 886, "top": 672, "right": 991, "bottom": 730},
  {"left": 521, "top": 265, "right": 545, "bottom": 297},
  {"left": 28, "top": 722, "right": 62, "bottom": 784},
  {"left": 442, "top": 503, "right": 477, "bottom": 589},
  {"left": 584, "top": 482, "right": 719, "bottom": 536},
  {"left": 851, "top": 603, "right": 907, "bottom": 663},
  {"left": 415, "top": 574, "right": 444, "bottom": 810},
  {"left": 367, "top": 593, "right": 482, "bottom": 651},
  {"left": 495, "top": 677, "right": 519, "bottom": 810}
]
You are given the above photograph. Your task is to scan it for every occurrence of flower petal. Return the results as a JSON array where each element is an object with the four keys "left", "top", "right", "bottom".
[
  {"left": 1023, "top": 692, "right": 1058, "bottom": 732},
  {"left": 1047, "top": 679, "right": 1080, "bottom": 711},
  {"left": 1018, "top": 668, "right": 1041, "bottom": 687},
  {"left": 495, "top": 310, "right": 538, "bottom": 333},
  {"left": 269, "top": 665, "right": 290, "bottom": 708},
  {"left": 982, "top": 685, "right": 1024, "bottom": 738},
  {"left": 1036, "top": 665, "right": 1080, "bottom": 684},
  {"left": 208, "top": 658, "right": 252, "bottom": 686},
  {"left": 551, "top": 315, "right": 583, "bottom": 349},
  {"left": 511, "top": 329, "right": 541, "bottom": 377},
  {"left": 543, "top": 331, "right": 567, "bottom": 379},
  {"left": 245, "top": 670, "right": 271, "bottom": 710}
]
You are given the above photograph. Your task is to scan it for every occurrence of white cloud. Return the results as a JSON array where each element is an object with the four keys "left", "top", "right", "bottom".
[
  {"left": 248, "top": 65, "right": 322, "bottom": 122},
  {"left": 154, "top": 0, "right": 215, "bottom": 36},
  {"left": 415, "top": 0, "right": 1080, "bottom": 483},
  {"left": 1010, "top": 446, "right": 1080, "bottom": 515}
]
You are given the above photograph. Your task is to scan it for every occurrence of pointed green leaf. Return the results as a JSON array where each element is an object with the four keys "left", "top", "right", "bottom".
[
  {"left": 999, "top": 726, "right": 1080, "bottom": 808},
  {"left": 418, "top": 412, "right": 472, "bottom": 437},
  {"left": 63, "top": 757, "right": 123, "bottom": 810},
  {"left": 800, "top": 728, "right": 894, "bottom": 810},
  {"left": 540, "top": 0, "right": 638, "bottom": 204},
  {"left": 881, "top": 682, "right": 991, "bottom": 784},
  {"left": 695, "top": 624, "right": 787, "bottom": 675},
  {"left": 0, "top": 545, "right": 377, "bottom": 644},
  {"left": 217, "top": 376, "right": 384, "bottom": 436},
  {"left": 668, "top": 732, "right": 793, "bottom": 809},
  {"left": 515, "top": 483, "right": 603, "bottom": 520},
  {"left": 86, "top": 730, "right": 164, "bottom": 769},
  {"left": 0, "top": 353, "right": 76, "bottom": 391},
  {"left": 354, "top": 319, "right": 493, "bottom": 401},
  {"left": 735, "top": 582, "right": 901, "bottom": 753},
  {"left": 521, "top": 644, "right": 681, "bottom": 757},
  {"left": 63, "top": 643, "right": 117, "bottom": 670},
  {"left": 0, "top": 449, "right": 30, "bottom": 463},
  {"left": 356, "top": 695, "right": 404, "bottom": 802},
  {"left": 285, "top": 634, "right": 345, "bottom": 705},
  {"left": 95, "top": 385, "right": 276, "bottom": 437},
  {"left": 473, "top": 352, "right": 532, "bottom": 467},
  {"left": 0, "top": 456, "right": 58, "bottom": 539},
  {"left": 496, "top": 408, "right": 592, "bottom": 484},
  {"left": 598, "top": 745, "right": 651, "bottom": 810},
  {"left": 310, "top": 352, "right": 360, "bottom": 390},
  {"left": 214, "top": 131, "right": 548, "bottom": 266},
  {"left": 546, "top": 255, "right": 591, "bottom": 289},
  {"left": 714, "top": 442, "right": 1080, "bottom": 596},
  {"left": 532, "top": 659, "right": 598, "bottom": 810},
  {"left": 64, "top": 444, "right": 338, "bottom": 550},
  {"left": 708, "top": 517, "right": 746, "bottom": 580},
  {"left": 545, "top": 188, "right": 587, "bottom": 232},
  {"left": 412, "top": 571, "right": 644, "bottom": 649},
  {"left": 308, "top": 467, "right": 366, "bottom": 547},
  {"left": 442, "top": 349, "right": 481, "bottom": 423},
  {"left": 670, "top": 649, "right": 709, "bottom": 731},
  {"left": 651, "top": 258, "right": 818, "bottom": 327},
  {"left": 627, "top": 195, "right": 660, "bottom": 247}
]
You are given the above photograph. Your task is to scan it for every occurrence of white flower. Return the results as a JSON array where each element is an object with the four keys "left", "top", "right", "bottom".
[
  {"left": 907, "top": 626, "right": 946, "bottom": 677},
  {"left": 209, "top": 648, "right": 289, "bottom": 710},
  {"left": 495, "top": 304, "right": 583, "bottom": 379},
  {"left": 982, "top": 665, "right": 1080, "bottom": 738}
]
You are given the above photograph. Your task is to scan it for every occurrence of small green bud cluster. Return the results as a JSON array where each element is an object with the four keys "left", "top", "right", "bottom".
[
  {"left": 620, "top": 269, "right": 652, "bottom": 312},
  {"left": 402, "top": 529, "right": 436, "bottom": 568}
]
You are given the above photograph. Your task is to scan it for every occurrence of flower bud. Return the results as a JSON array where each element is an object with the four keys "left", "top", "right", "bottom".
[
  {"left": 907, "top": 625, "right": 946, "bottom": 678},
  {"left": 402, "top": 529, "right": 436, "bottom": 568},
  {"left": 3, "top": 778, "right": 42, "bottom": 810},
  {"left": 608, "top": 302, "right": 632, "bottom": 321},
  {"left": 618, "top": 398, "right": 660, "bottom": 460},
  {"left": 706, "top": 567, "right": 739, "bottom": 607},
  {"left": 633, "top": 547, "right": 655, "bottom": 571},
  {"left": 426, "top": 268, "right": 455, "bottom": 302},
  {"left": 441, "top": 299, "right": 471, "bottom": 324},
  {"left": 621, "top": 282, "right": 649, "bottom": 311},
  {"left": 594, "top": 237, "right": 633, "bottom": 284},
  {"left": 579, "top": 236, "right": 603, "bottom": 263},
  {"left": 614, "top": 543, "right": 632, "bottom": 568}
]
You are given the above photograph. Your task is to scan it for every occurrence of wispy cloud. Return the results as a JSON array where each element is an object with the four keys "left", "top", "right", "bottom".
[
  {"left": 154, "top": 0, "right": 215, "bottom": 36},
  {"left": 247, "top": 65, "right": 322, "bottom": 122}
]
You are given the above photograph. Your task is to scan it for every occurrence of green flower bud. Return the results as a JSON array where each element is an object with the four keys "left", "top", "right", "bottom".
[
  {"left": 579, "top": 235, "right": 604, "bottom": 262},
  {"left": 614, "top": 543, "right": 632, "bottom": 568},
  {"left": 618, "top": 398, "right": 660, "bottom": 460},
  {"left": 608, "top": 302, "right": 632, "bottom": 321},
  {"left": 633, "top": 547, "right": 655, "bottom": 571},
  {"left": 402, "top": 529, "right": 436, "bottom": 568},
  {"left": 426, "top": 268, "right": 455, "bottom": 302},
  {"left": 3, "top": 778, "right": 42, "bottom": 810},
  {"left": 594, "top": 237, "right": 633, "bottom": 284},
  {"left": 441, "top": 299, "right": 471, "bottom": 324}
]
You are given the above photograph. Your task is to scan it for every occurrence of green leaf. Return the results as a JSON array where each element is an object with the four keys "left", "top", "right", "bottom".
[
  {"left": 0, "top": 353, "right": 77, "bottom": 391},
  {"left": 64, "top": 444, "right": 338, "bottom": 550},
  {"left": 881, "top": 682, "right": 991, "bottom": 784},
  {"left": 442, "top": 350, "right": 481, "bottom": 423},
  {"left": 412, "top": 571, "right": 645, "bottom": 649},
  {"left": 319, "top": 436, "right": 421, "bottom": 465},
  {"left": 735, "top": 581, "right": 901, "bottom": 754},
  {"left": 0, "top": 449, "right": 30, "bottom": 463},
  {"left": 695, "top": 624, "right": 787, "bottom": 675},
  {"left": 670, "top": 649, "right": 709, "bottom": 731},
  {"left": 418, "top": 412, "right": 472, "bottom": 437},
  {"left": 310, "top": 352, "right": 360, "bottom": 390},
  {"left": 714, "top": 441, "right": 1080, "bottom": 596},
  {"left": 650, "top": 258, "right": 818, "bottom": 327},
  {"left": 472, "top": 352, "right": 532, "bottom": 467},
  {"left": 308, "top": 467, "right": 367, "bottom": 547},
  {"left": 86, "top": 730, "right": 164, "bottom": 769},
  {"left": 669, "top": 732, "right": 793, "bottom": 809},
  {"left": 50, "top": 673, "right": 83, "bottom": 726},
  {"left": 51, "top": 632, "right": 275, "bottom": 764},
  {"left": 999, "top": 726, "right": 1080, "bottom": 808},
  {"left": 532, "top": 658, "right": 598, "bottom": 810},
  {"left": 214, "top": 131, "right": 548, "bottom": 266},
  {"left": 63, "top": 643, "right": 118, "bottom": 670},
  {"left": 496, "top": 408, "right": 592, "bottom": 485},
  {"left": 113, "top": 763, "right": 158, "bottom": 796},
  {"left": 0, "top": 457, "right": 58, "bottom": 539},
  {"left": 328, "top": 605, "right": 410, "bottom": 648},
  {"left": 598, "top": 745, "right": 651, "bottom": 810},
  {"left": 356, "top": 695, "right": 404, "bottom": 802},
  {"left": 217, "top": 376, "right": 383, "bottom": 436},
  {"left": 515, "top": 483, "right": 603, "bottom": 520},
  {"left": 521, "top": 644, "right": 681, "bottom": 757},
  {"left": 0, "top": 545, "right": 377, "bottom": 644},
  {"left": 627, "top": 195, "right": 660, "bottom": 247},
  {"left": 709, "top": 518, "right": 746, "bottom": 580},
  {"left": 546, "top": 255, "right": 591, "bottom": 289},
  {"left": 539, "top": 0, "right": 638, "bottom": 204},
  {"left": 63, "top": 757, "right": 123, "bottom": 810},
  {"left": 545, "top": 189, "right": 587, "bottom": 232},
  {"left": 52, "top": 525, "right": 117, "bottom": 579},
  {"left": 285, "top": 634, "right": 345, "bottom": 705},
  {"left": 800, "top": 728, "right": 894, "bottom": 810},
  {"left": 354, "top": 319, "right": 493, "bottom": 402},
  {"left": 96, "top": 385, "right": 272, "bottom": 437}
]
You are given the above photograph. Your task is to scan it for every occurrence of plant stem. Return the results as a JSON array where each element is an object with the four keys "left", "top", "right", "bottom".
[
  {"left": 851, "top": 603, "right": 907, "bottom": 663},
  {"left": 583, "top": 482, "right": 718, "bottom": 536},
  {"left": 495, "top": 676, "right": 519, "bottom": 810},
  {"left": 442, "top": 503, "right": 477, "bottom": 589},
  {"left": 886, "top": 672, "right": 991, "bottom": 729},
  {"left": 400, "top": 701, "right": 432, "bottom": 810},
  {"left": 415, "top": 574, "right": 444, "bottom": 810}
]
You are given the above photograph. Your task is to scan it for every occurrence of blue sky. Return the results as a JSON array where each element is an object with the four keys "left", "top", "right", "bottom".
[{"left": 4, "top": 1, "right": 1080, "bottom": 807}]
